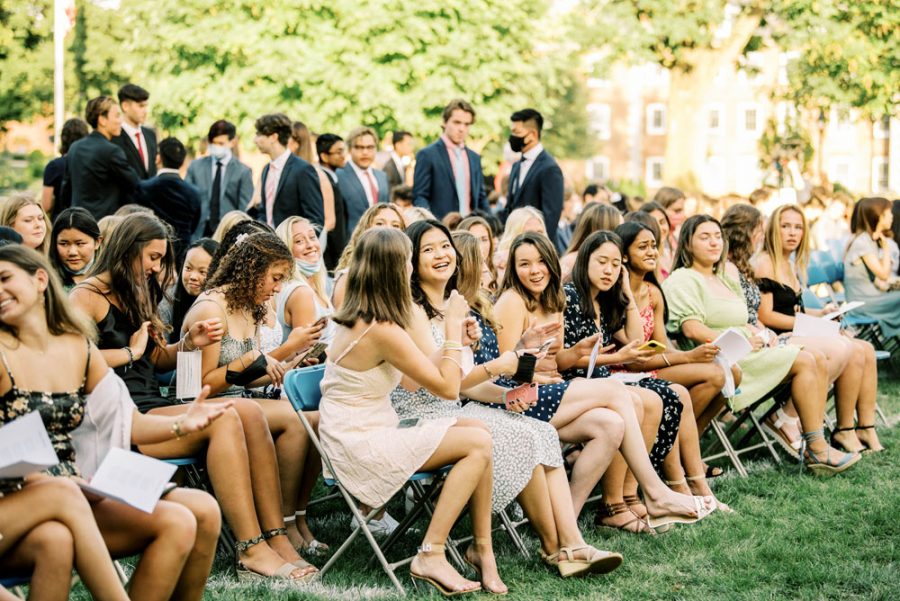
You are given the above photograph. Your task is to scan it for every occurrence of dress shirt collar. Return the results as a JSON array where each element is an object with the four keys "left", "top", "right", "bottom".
[
  {"left": 121, "top": 121, "right": 142, "bottom": 138},
  {"left": 157, "top": 167, "right": 181, "bottom": 176},
  {"left": 521, "top": 143, "right": 544, "bottom": 163},
  {"left": 270, "top": 149, "right": 291, "bottom": 171},
  {"left": 349, "top": 159, "right": 372, "bottom": 177},
  {"left": 441, "top": 133, "right": 465, "bottom": 152}
]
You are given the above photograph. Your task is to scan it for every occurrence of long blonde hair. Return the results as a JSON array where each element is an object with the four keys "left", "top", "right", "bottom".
[
  {"left": 458, "top": 215, "right": 498, "bottom": 292},
  {"left": 497, "top": 206, "right": 545, "bottom": 258},
  {"left": 335, "top": 203, "right": 407, "bottom": 271},
  {"left": 451, "top": 230, "right": 498, "bottom": 332},
  {"left": 0, "top": 192, "right": 50, "bottom": 254},
  {"left": 764, "top": 204, "right": 809, "bottom": 286},
  {"left": 212, "top": 210, "right": 252, "bottom": 243},
  {"left": 275, "top": 215, "right": 329, "bottom": 306}
]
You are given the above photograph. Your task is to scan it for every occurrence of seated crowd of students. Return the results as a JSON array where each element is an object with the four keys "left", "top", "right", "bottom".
[{"left": 0, "top": 186, "right": 893, "bottom": 599}]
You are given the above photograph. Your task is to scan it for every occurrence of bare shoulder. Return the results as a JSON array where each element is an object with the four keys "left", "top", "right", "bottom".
[
  {"left": 752, "top": 252, "right": 775, "bottom": 277},
  {"left": 495, "top": 289, "right": 525, "bottom": 313},
  {"left": 724, "top": 261, "right": 741, "bottom": 280}
]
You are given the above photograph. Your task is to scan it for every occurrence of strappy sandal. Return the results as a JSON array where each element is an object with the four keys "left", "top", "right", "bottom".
[
  {"left": 646, "top": 495, "right": 713, "bottom": 532},
  {"left": 704, "top": 464, "right": 724, "bottom": 479},
  {"left": 285, "top": 510, "right": 330, "bottom": 556},
  {"left": 685, "top": 475, "right": 733, "bottom": 514},
  {"left": 801, "top": 429, "right": 860, "bottom": 477},
  {"left": 540, "top": 550, "right": 559, "bottom": 567},
  {"left": 556, "top": 545, "right": 623, "bottom": 578},
  {"left": 855, "top": 425, "right": 884, "bottom": 454},
  {"left": 623, "top": 494, "right": 648, "bottom": 519},
  {"left": 410, "top": 543, "right": 481, "bottom": 597},
  {"left": 596, "top": 502, "right": 654, "bottom": 535},
  {"left": 235, "top": 533, "right": 317, "bottom": 584},
  {"left": 463, "top": 538, "right": 508, "bottom": 595},
  {"left": 829, "top": 426, "right": 866, "bottom": 454},
  {"left": 263, "top": 528, "right": 319, "bottom": 574},
  {"left": 763, "top": 408, "right": 802, "bottom": 460}
]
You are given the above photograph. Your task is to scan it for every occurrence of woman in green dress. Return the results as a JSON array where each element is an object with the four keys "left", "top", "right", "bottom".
[{"left": 662, "top": 215, "right": 859, "bottom": 476}]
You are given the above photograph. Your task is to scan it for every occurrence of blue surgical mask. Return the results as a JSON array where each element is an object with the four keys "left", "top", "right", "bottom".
[
  {"left": 295, "top": 258, "right": 321, "bottom": 277},
  {"left": 63, "top": 254, "right": 95, "bottom": 277},
  {"left": 208, "top": 144, "right": 232, "bottom": 160}
]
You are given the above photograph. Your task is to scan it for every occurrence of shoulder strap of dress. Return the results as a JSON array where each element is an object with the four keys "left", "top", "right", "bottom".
[
  {"left": 75, "top": 281, "right": 112, "bottom": 305},
  {"left": 0, "top": 347, "right": 17, "bottom": 390},
  {"left": 333, "top": 321, "right": 378, "bottom": 365},
  {"left": 80, "top": 337, "right": 92, "bottom": 392}
]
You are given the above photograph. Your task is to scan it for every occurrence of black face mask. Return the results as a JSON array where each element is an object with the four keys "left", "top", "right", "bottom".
[{"left": 508, "top": 134, "right": 527, "bottom": 153}]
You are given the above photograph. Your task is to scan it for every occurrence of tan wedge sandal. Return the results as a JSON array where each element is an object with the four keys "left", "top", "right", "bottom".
[{"left": 556, "top": 545, "right": 623, "bottom": 578}]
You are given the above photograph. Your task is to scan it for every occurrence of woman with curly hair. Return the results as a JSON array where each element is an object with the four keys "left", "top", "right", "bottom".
[
  {"left": 331, "top": 202, "right": 406, "bottom": 308},
  {"left": 183, "top": 229, "right": 326, "bottom": 562},
  {"left": 70, "top": 214, "right": 317, "bottom": 583}
]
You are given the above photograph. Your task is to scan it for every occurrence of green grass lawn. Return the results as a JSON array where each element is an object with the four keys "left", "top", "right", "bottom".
[{"left": 90, "top": 375, "right": 900, "bottom": 600}]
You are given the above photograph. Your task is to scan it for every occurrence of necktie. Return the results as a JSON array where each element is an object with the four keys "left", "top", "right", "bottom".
[
  {"left": 365, "top": 170, "right": 379, "bottom": 205},
  {"left": 265, "top": 163, "right": 278, "bottom": 226},
  {"left": 509, "top": 161, "right": 522, "bottom": 199},
  {"left": 453, "top": 147, "right": 468, "bottom": 215},
  {"left": 134, "top": 130, "right": 146, "bottom": 170},
  {"left": 208, "top": 160, "right": 223, "bottom": 234}
]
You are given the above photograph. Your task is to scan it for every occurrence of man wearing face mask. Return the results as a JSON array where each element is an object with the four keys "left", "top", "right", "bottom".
[
  {"left": 503, "top": 108, "right": 564, "bottom": 248},
  {"left": 186, "top": 119, "right": 254, "bottom": 239}
]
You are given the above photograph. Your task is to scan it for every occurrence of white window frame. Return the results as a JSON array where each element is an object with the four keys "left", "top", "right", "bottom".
[
  {"left": 707, "top": 104, "right": 724, "bottom": 134},
  {"left": 873, "top": 115, "right": 890, "bottom": 140},
  {"left": 587, "top": 103, "right": 612, "bottom": 141},
  {"left": 872, "top": 157, "right": 889, "bottom": 193},
  {"left": 830, "top": 107, "right": 853, "bottom": 135},
  {"left": 586, "top": 156, "right": 610, "bottom": 182},
  {"left": 738, "top": 102, "right": 762, "bottom": 137},
  {"left": 645, "top": 156, "right": 664, "bottom": 188},
  {"left": 829, "top": 157, "right": 854, "bottom": 188},
  {"left": 646, "top": 103, "right": 666, "bottom": 136}
]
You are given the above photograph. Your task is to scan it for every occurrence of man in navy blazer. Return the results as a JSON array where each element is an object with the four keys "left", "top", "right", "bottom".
[
  {"left": 412, "top": 99, "right": 487, "bottom": 220},
  {"left": 253, "top": 113, "right": 324, "bottom": 229},
  {"left": 503, "top": 108, "right": 564, "bottom": 248},
  {"left": 336, "top": 126, "right": 389, "bottom": 236}
]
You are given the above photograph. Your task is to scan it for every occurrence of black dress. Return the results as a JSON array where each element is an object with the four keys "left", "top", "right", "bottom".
[
  {"left": 561, "top": 283, "right": 682, "bottom": 473},
  {"left": 757, "top": 277, "right": 804, "bottom": 335}
]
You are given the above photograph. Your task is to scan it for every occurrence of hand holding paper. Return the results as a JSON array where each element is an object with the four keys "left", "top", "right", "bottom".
[
  {"left": 78, "top": 448, "right": 177, "bottom": 513},
  {"left": 823, "top": 301, "right": 865, "bottom": 321},
  {"left": 712, "top": 328, "right": 753, "bottom": 367},
  {"left": 0, "top": 411, "right": 59, "bottom": 479}
]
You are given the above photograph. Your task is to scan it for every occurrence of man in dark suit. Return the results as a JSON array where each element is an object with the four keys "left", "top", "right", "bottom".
[
  {"left": 186, "top": 119, "right": 254, "bottom": 239},
  {"left": 412, "top": 99, "right": 488, "bottom": 220},
  {"left": 336, "top": 126, "right": 389, "bottom": 235},
  {"left": 62, "top": 96, "right": 140, "bottom": 220},
  {"left": 316, "top": 133, "right": 349, "bottom": 271},
  {"left": 110, "top": 84, "right": 157, "bottom": 180},
  {"left": 504, "top": 108, "right": 564, "bottom": 248},
  {"left": 134, "top": 137, "right": 201, "bottom": 261},
  {"left": 253, "top": 113, "right": 324, "bottom": 229},
  {"left": 382, "top": 130, "right": 413, "bottom": 191}
]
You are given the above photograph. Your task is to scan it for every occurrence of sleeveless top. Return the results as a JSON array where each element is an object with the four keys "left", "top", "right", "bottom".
[
  {"left": 276, "top": 278, "right": 336, "bottom": 346},
  {"left": 757, "top": 277, "right": 804, "bottom": 334},
  {"left": 78, "top": 283, "right": 166, "bottom": 413},
  {"left": 190, "top": 296, "right": 258, "bottom": 398},
  {"left": 0, "top": 338, "right": 91, "bottom": 495}
]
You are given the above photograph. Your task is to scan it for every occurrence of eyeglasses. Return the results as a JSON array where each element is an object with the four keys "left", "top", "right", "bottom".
[{"left": 352, "top": 145, "right": 376, "bottom": 152}]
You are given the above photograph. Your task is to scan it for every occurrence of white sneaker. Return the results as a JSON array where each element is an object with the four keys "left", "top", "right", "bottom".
[{"left": 351, "top": 511, "right": 400, "bottom": 537}]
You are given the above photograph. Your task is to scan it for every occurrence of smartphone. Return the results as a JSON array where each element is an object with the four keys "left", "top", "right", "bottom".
[
  {"left": 504, "top": 383, "right": 538, "bottom": 411},
  {"left": 298, "top": 342, "right": 328, "bottom": 364},
  {"left": 312, "top": 316, "right": 329, "bottom": 329},
  {"left": 637, "top": 340, "right": 667, "bottom": 354},
  {"left": 398, "top": 417, "right": 421, "bottom": 429},
  {"left": 537, "top": 338, "right": 556, "bottom": 354}
]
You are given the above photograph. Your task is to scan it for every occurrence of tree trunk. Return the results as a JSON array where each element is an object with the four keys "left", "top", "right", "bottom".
[{"left": 662, "top": 12, "right": 762, "bottom": 192}]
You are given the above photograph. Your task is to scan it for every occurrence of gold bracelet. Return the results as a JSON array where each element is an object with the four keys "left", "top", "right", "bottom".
[
  {"left": 662, "top": 354, "right": 671, "bottom": 367},
  {"left": 172, "top": 417, "right": 185, "bottom": 439},
  {"left": 483, "top": 363, "right": 496, "bottom": 379}
]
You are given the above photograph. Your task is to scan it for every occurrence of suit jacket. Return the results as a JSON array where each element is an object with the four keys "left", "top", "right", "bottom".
[
  {"left": 322, "top": 169, "right": 348, "bottom": 272},
  {"left": 504, "top": 150, "right": 564, "bottom": 248},
  {"left": 382, "top": 157, "right": 404, "bottom": 191},
  {"left": 135, "top": 173, "right": 201, "bottom": 260},
  {"left": 111, "top": 126, "right": 158, "bottom": 179},
  {"left": 62, "top": 131, "right": 140, "bottom": 220},
  {"left": 258, "top": 154, "right": 325, "bottom": 229},
  {"left": 185, "top": 155, "right": 254, "bottom": 239},
  {"left": 412, "top": 139, "right": 488, "bottom": 220},
  {"left": 336, "top": 164, "right": 390, "bottom": 236}
]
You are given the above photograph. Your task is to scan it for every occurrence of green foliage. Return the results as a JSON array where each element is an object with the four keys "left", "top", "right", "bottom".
[
  {"left": 758, "top": 117, "right": 814, "bottom": 172},
  {"left": 0, "top": 0, "right": 54, "bottom": 127}
]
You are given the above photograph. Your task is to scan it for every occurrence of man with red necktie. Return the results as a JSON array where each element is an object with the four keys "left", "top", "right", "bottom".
[{"left": 111, "top": 83, "right": 157, "bottom": 180}]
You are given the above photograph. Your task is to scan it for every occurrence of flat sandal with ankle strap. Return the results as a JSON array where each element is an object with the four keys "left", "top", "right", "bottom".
[
  {"left": 596, "top": 502, "right": 654, "bottom": 535},
  {"left": 234, "top": 533, "right": 317, "bottom": 584},
  {"left": 855, "top": 425, "right": 884, "bottom": 454},
  {"left": 763, "top": 408, "right": 802, "bottom": 459},
  {"left": 829, "top": 426, "right": 866, "bottom": 454},
  {"left": 463, "top": 538, "right": 508, "bottom": 595},
  {"left": 410, "top": 543, "right": 481, "bottom": 597},
  {"left": 685, "top": 475, "right": 734, "bottom": 514},
  {"left": 556, "top": 545, "right": 623, "bottom": 578},
  {"left": 262, "top": 528, "right": 318, "bottom": 573},
  {"left": 285, "top": 510, "right": 330, "bottom": 556}
]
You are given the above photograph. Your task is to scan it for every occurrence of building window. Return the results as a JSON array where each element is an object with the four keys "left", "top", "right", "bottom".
[
  {"left": 586, "top": 156, "right": 610, "bottom": 182},
  {"left": 738, "top": 103, "right": 762, "bottom": 137},
  {"left": 830, "top": 108, "right": 853, "bottom": 135},
  {"left": 873, "top": 115, "right": 890, "bottom": 140},
  {"left": 829, "top": 157, "right": 853, "bottom": 188},
  {"left": 872, "top": 158, "right": 889, "bottom": 193},
  {"left": 707, "top": 104, "right": 723, "bottom": 134},
  {"left": 587, "top": 103, "right": 611, "bottom": 141},
  {"left": 645, "top": 157, "right": 664, "bottom": 187},
  {"left": 646, "top": 103, "right": 666, "bottom": 136}
]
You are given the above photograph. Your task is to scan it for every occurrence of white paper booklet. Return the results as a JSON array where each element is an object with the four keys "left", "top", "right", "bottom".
[
  {"left": 0, "top": 411, "right": 59, "bottom": 479},
  {"left": 586, "top": 336, "right": 603, "bottom": 377},
  {"left": 78, "top": 448, "right": 177, "bottom": 513},
  {"left": 176, "top": 350, "right": 203, "bottom": 400},
  {"left": 793, "top": 313, "right": 841, "bottom": 338},
  {"left": 611, "top": 372, "right": 651, "bottom": 384},
  {"left": 823, "top": 301, "right": 865, "bottom": 321},
  {"left": 713, "top": 328, "right": 753, "bottom": 367}
]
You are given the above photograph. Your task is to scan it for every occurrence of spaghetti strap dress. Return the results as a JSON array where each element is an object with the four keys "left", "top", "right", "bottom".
[{"left": 317, "top": 323, "right": 456, "bottom": 509}]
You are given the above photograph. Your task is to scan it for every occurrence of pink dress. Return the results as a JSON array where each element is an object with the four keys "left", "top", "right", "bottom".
[{"left": 317, "top": 323, "right": 456, "bottom": 508}]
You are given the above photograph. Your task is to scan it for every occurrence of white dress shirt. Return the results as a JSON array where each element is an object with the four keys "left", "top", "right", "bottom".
[
  {"left": 121, "top": 122, "right": 149, "bottom": 172},
  {"left": 517, "top": 143, "right": 544, "bottom": 187},
  {"left": 349, "top": 160, "right": 379, "bottom": 206}
]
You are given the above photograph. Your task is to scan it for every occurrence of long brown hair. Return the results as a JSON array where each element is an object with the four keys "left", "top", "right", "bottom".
[
  {"left": 850, "top": 197, "right": 890, "bottom": 237},
  {"left": 0, "top": 245, "right": 97, "bottom": 340},
  {"left": 764, "top": 204, "right": 809, "bottom": 286},
  {"left": 86, "top": 213, "right": 174, "bottom": 337},
  {"left": 457, "top": 215, "right": 498, "bottom": 292},
  {"left": 500, "top": 232, "right": 565, "bottom": 314},
  {"left": 451, "top": 230, "right": 498, "bottom": 332},
  {"left": 672, "top": 214, "right": 728, "bottom": 274},
  {"left": 565, "top": 202, "right": 623, "bottom": 255},
  {"left": 204, "top": 231, "right": 293, "bottom": 325},
  {"left": 336, "top": 203, "right": 407, "bottom": 271},
  {"left": 721, "top": 203, "right": 762, "bottom": 282},
  {"left": 332, "top": 228, "right": 413, "bottom": 328}
]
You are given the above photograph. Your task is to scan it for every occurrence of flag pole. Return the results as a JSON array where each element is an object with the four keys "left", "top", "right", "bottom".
[{"left": 53, "top": 0, "right": 65, "bottom": 155}]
